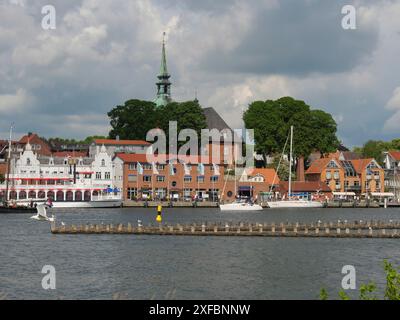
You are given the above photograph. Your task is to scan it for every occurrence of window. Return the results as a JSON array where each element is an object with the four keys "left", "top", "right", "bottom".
[
  {"left": 327, "top": 160, "right": 338, "bottom": 169},
  {"left": 143, "top": 175, "right": 152, "bottom": 182},
  {"left": 105, "top": 172, "right": 111, "bottom": 180},
  {"left": 157, "top": 176, "right": 165, "bottom": 182},
  {"left": 64, "top": 159, "right": 68, "bottom": 165},
  {"left": 197, "top": 176, "right": 205, "bottom": 183},
  {"left": 157, "top": 164, "right": 165, "bottom": 170},
  {"left": 143, "top": 164, "right": 152, "bottom": 170},
  {"left": 210, "top": 176, "right": 219, "bottom": 182},
  {"left": 129, "top": 163, "right": 137, "bottom": 170},
  {"left": 184, "top": 176, "right": 192, "bottom": 183},
  {"left": 128, "top": 174, "right": 137, "bottom": 182},
  {"left": 101, "top": 159, "right": 106, "bottom": 167},
  {"left": 326, "top": 171, "right": 332, "bottom": 180},
  {"left": 26, "top": 158, "right": 31, "bottom": 166},
  {"left": 96, "top": 172, "right": 101, "bottom": 180}
]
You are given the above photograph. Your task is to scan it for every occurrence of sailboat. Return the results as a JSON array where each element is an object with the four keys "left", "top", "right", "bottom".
[
  {"left": 219, "top": 167, "right": 263, "bottom": 211},
  {"left": 266, "top": 126, "right": 323, "bottom": 209}
]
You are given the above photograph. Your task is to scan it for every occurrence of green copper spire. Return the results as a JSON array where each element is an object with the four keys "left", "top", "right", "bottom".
[
  {"left": 154, "top": 32, "right": 172, "bottom": 107},
  {"left": 159, "top": 32, "right": 168, "bottom": 76}
]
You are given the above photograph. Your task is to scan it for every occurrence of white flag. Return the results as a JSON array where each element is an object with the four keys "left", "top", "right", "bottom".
[
  {"left": 183, "top": 163, "right": 191, "bottom": 175},
  {"left": 152, "top": 162, "right": 159, "bottom": 175},
  {"left": 213, "top": 163, "right": 220, "bottom": 176}
]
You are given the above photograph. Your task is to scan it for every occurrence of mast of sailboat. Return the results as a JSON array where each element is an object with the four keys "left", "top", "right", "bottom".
[
  {"left": 288, "top": 126, "right": 294, "bottom": 200},
  {"left": 4, "top": 124, "right": 13, "bottom": 206}
]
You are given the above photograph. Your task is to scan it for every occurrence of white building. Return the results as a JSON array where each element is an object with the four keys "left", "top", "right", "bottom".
[
  {"left": 0, "top": 143, "right": 119, "bottom": 202},
  {"left": 383, "top": 150, "right": 400, "bottom": 201}
]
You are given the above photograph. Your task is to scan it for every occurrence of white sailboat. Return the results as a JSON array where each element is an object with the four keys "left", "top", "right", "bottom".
[
  {"left": 267, "top": 126, "right": 323, "bottom": 209},
  {"left": 219, "top": 167, "right": 263, "bottom": 212}
]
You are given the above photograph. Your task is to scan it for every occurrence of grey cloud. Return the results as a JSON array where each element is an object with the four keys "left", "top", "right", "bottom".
[{"left": 200, "top": 0, "right": 379, "bottom": 76}]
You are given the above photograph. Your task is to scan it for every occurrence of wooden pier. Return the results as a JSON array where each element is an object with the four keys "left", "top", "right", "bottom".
[{"left": 51, "top": 220, "right": 400, "bottom": 238}]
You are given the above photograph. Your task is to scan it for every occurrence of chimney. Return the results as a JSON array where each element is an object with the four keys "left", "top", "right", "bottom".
[{"left": 296, "top": 156, "right": 305, "bottom": 182}]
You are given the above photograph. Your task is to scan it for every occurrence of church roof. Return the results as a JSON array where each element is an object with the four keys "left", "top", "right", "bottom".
[{"left": 202, "top": 107, "right": 232, "bottom": 132}]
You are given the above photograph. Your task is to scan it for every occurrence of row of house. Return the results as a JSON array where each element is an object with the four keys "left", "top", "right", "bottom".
[{"left": 1, "top": 132, "right": 399, "bottom": 203}]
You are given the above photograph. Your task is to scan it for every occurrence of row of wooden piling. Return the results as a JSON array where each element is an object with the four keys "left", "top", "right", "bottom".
[{"left": 50, "top": 220, "right": 400, "bottom": 238}]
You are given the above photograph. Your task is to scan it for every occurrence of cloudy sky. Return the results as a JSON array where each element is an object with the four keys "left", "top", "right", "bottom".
[{"left": 1, "top": 0, "right": 399, "bottom": 147}]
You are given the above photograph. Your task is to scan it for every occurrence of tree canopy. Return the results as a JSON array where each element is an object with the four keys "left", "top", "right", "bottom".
[
  {"left": 108, "top": 99, "right": 207, "bottom": 146},
  {"left": 354, "top": 139, "right": 400, "bottom": 165},
  {"left": 108, "top": 99, "right": 159, "bottom": 140},
  {"left": 243, "top": 97, "right": 339, "bottom": 163}
]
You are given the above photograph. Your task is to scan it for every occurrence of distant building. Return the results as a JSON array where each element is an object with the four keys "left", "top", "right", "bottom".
[
  {"left": 383, "top": 150, "right": 400, "bottom": 201},
  {"left": 305, "top": 153, "right": 385, "bottom": 197},
  {"left": 0, "top": 143, "right": 118, "bottom": 202},
  {"left": 278, "top": 181, "right": 332, "bottom": 201},
  {"left": 89, "top": 139, "right": 151, "bottom": 158}
]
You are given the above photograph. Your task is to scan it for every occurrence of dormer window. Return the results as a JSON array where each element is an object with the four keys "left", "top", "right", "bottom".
[
  {"left": 26, "top": 158, "right": 31, "bottom": 166},
  {"left": 101, "top": 159, "right": 106, "bottom": 167},
  {"left": 49, "top": 158, "right": 54, "bottom": 165}
]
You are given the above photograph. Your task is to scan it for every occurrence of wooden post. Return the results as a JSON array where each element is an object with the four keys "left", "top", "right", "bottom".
[
  {"left": 127, "top": 223, "right": 132, "bottom": 233},
  {"left": 201, "top": 224, "right": 206, "bottom": 233},
  {"left": 214, "top": 225, "right": 218, "bottom": 233},
  {"left": 225, "top": 224, "right": 229, "bottom": 233},
  {"left": 316, "top": 228, "right": 319, "bottom": 235},
  {"left": 191, "top": 226, "right": 195, "bottom": 233},
  {"left": 325, "top": 228, "right": 330, "bottom": 234},
  {"left": 337, "top": 228, "right": 341, "bottom": 235},
  {"left": 345, "top": 228, "right": 350, "bottom": 234}
]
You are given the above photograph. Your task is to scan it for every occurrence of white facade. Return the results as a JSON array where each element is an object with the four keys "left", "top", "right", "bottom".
[{"left": 0, "top": 143, "right": 119, "bottom": 202}]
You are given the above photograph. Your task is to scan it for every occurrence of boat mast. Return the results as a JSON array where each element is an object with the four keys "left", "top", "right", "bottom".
[
  {"left": 288, "top": 126, "right": 293, "bottom": 200},
  {"left": 4, "top": 124, "right": 13, "bottom": 205}
]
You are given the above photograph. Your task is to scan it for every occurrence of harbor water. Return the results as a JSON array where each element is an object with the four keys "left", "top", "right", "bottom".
[{"left": 1, "top": 207, "right": 400, "bottom": 300}]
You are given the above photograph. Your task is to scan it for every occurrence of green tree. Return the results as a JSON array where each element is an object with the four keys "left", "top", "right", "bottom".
[
  {"left": 243, "top": 97, "right": 339, "bottom": 167},
  {"left": 108, "top": 99, "right": 158, "bottom": 140},
  {"left": 157, "top": 100, "right": 207, "bottom": 143},
  {"left": 360, "top": 140, "right": 390, "bottom": 165}
]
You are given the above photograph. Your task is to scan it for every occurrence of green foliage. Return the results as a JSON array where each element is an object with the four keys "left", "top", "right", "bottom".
[
  {"left": 338, "top": 290, "right": 350, "bottom": 300},
  {"left": 108, "top": 99, "right": 159, "bottom": 140},
  {"left": 156, "top": 100, "right": 207, "bottom": 143},
  {"left": 107, "top": 99, "right": 207, "bottom": 151},
  {"left": 46, "top": 135, "right": 107, "bottom": 146},
  {"left": 359, "top": 282, "right": 378, "bottom": 300},
  {"left": 319, "top": 288, "right": 328, "bottom": 300},
  {"left": 353, "top": 139, "right": 400, "bottom": 165},
  {"left": 243, "top": 97, "right": 339, "bottom": 164},
  {"left": 267, "top": 154, "right": 291, "bottom": 181},
  {"left": 384, "top": 260, "right": 400, "bottom": 300},
  {"left": 320, "top": 260, "right": 400, "bottom": 300}
]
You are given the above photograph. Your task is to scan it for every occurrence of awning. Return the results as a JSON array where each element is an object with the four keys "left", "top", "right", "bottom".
[
  {"left": 371, "top": 192, "right": 395, "bottom": 197},
  {"left": 333, "top": 192, "right": 356, "bottom": 196}
]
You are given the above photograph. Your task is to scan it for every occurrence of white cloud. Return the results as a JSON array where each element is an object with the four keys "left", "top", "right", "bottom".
[
  {"left": 0, "top": 89, "right": 33, "bottom": 114},
  {"left": 384, "top": 87, "right": 400, "bottom": 133}
]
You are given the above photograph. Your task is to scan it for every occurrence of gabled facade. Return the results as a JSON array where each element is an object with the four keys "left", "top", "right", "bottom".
[{"left": 305, "top": 154, "right": 384, "bottom": 195}]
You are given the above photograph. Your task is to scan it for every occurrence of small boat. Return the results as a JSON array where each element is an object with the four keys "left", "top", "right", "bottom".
[
  {"left": 220, "top": 199, "right": 263, "bottom": 211},
  {"left": 267, "top": 199, "right": 323, "bottom": 208},
  {"left": 266, "top": 126, "right": 324, "bottom": 209},
  {"left": 30, "top": 203, "right": 55, "bottom": 222},
  {"left": 0, "top": 205, "right": 37, "bottom": 214}
]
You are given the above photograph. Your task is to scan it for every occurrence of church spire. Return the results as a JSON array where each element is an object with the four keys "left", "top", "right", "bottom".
[{"left": 154, "top": 32, "right": 172, "bottom": 107}]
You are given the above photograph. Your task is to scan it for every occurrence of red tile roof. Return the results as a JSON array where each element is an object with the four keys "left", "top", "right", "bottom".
[
  {"left": 280, "top": 181, "right": 331, "bottom": 193},
  {"left": 245, "top": 168, "right": 280, "bottom": 184},
  {"left": 305, "top": 158, "right": 332, "bottom": 174},
  {"left": 94, "top": 139, "right": 151, "bottom": 146},
  {"left": 350, "top": 159, "right": 375, "bottom": 174},
  {"left": 388, "top": 150, "right": 400, "bottom": 161}
]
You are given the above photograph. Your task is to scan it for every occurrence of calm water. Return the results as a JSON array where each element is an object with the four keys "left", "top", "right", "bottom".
[{"left": 1, "top": 207, "right": 400, "bottom": 300}]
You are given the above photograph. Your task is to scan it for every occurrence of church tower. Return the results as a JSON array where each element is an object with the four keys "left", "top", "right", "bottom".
[{"left": 154, "top": 32, "right": 172, "bottom": 107}]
